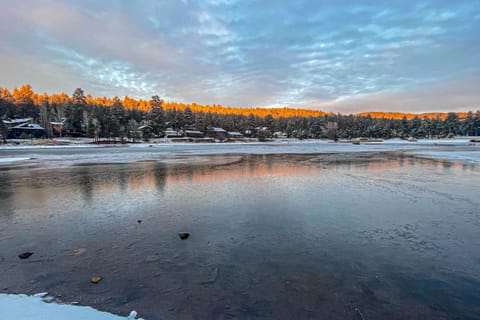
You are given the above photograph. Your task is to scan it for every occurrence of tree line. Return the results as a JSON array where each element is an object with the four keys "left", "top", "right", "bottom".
[{"left": 1, "top": 85, "right": 479, "bottom": 141}]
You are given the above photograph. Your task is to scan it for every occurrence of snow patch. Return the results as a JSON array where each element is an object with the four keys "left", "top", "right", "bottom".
[
  {"left": 0, "top": 157, "right": 31, "bottom": 163},
  {"left": 0, "top": 294, "right": 145, "bottom": 320}
]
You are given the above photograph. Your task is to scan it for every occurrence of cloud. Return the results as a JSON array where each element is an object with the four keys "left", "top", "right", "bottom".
[
  {"left": 0, "top": 0, "right": 479, "bottom": 112},
  {"left": 323, "top": 73, "right": 480, "bottom": 114}
]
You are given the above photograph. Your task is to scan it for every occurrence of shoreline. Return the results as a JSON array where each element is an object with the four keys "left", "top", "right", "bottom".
[{"left": 0, "top": 139, "right": 479, "bottom": 167}]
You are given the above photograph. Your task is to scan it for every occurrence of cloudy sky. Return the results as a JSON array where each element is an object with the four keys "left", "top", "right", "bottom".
[{"left": 0, "top": 0, "right": 479, "bottom": 113}]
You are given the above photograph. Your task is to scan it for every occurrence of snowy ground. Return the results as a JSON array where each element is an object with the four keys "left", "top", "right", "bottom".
[
  {"left": 0, "top": 294, "right": 144, "bottom": 320},
  {"left": 0, "top": 157, "right": 32, "bottom": 163}
]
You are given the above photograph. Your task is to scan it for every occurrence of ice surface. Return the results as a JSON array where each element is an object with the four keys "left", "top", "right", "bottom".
[
  {"left": 0, "top": 294, "right": 144, "bottom": 320},
  {"left": 411, "top": 150, "right": 480, "bottom": 163},
  {"left": 0, "top": 139, "right": 479, "bottom": 167}
]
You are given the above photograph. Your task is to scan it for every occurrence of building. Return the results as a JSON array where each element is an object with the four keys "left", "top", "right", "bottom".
[
  {"left": 273, "top": 131, "right": 288, "bottom": 139},
  {"left": 50, "top": 119, "right": 65, "bottom": 137},
  {"left": 137, "top": 125, "right": 153, "bottom": 138},
  {"left": 184, "top": 130, "right": 204, "bottom": 138},
  {"left": 227, "top": 131, "right": 243, "bottom": 138},
  {"left": 7, "top": 123, "right": 45, "bottom": 139},
  {"left": 164, "top": 128, "right": 182, "bottom": 138},
  {"left": 2, "top": 118, "right": 32, "bottom": 127},
  {"left": 208, "top": 127, "right": 227, "bottom": 139}
]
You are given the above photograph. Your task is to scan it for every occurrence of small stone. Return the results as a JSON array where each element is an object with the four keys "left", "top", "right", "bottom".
[
  {"left": 178, "top": 232, "right": 190, "bottom": 240},
  {"left": 18, "top": 252, "right": 34, "bottom": 259},
  {"left": 91, "top": 275, "right": 103, "bottom": 284}
]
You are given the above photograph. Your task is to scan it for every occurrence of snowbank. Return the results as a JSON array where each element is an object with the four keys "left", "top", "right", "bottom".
[
  {"left": 0, "top": 293, "right": 144, "bottom": 320},
  {"left": 0, "top": 157, "right": 31, "bottom": 163}
]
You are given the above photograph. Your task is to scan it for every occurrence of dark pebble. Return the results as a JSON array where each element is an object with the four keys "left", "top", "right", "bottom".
[
  {"left": 18, "top": 252, "right": 34, "bottom": 259},
  {"left": 178, "top": 232, "right": 190, "bottom": 240}
]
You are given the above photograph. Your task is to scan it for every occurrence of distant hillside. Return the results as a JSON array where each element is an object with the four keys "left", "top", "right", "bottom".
[
  {"left": 355, "top": 112, "right": 470, "bottom": 120},
  {"left": 0, "top": 85, "right": 473, "bottom": 120},
  {"left": 162, "top": 102, "right": 333, "bottom": 118}
]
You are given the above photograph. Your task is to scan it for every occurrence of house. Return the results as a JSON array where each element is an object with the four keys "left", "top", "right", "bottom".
[
  {"left": 184, "top": 130, "right": 204, "bottom": 138},
  {"left": 7, "top": 123, "right": 45, "bottom": 139},
  {"left": 273, "top": 131, "right": 288, "bottom": 139},
  {"left": 2, "top": 118, "right": 32, "bottom": 127},
  {"left": 2, "top": 118, "right": 33, "bottom": 137},
  {"left": 50, "top": 119, "right": 65, "bottom": 137},
  {"left": 164, "top": 128, "right": 182, "bottom": 138},
  {"left": 227, "top": 131, "right": 243, "bottom": 138},
  {"left": 208, "top": 127, "right": 227, "bottom": 139},
  {"left": 137, "top": 125, "right": 153, "bottom": 138}
]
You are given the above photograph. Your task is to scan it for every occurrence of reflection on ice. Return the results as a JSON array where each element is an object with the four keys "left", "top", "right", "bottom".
[{"left": 0, "top": 151, "right": 479, "bottom": 319}]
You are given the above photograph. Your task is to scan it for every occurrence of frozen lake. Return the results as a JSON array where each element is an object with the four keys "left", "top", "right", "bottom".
[{"left": 1, "top": 142, "right": 480, "bottom": 319}]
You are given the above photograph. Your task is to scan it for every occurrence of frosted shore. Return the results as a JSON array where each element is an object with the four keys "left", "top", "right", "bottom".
[
  {"left": 1, "top": 139, "right": 479, "bottom": 166},
  {"left": 0, "top": 293, "right": 144, "bottom": 320}
]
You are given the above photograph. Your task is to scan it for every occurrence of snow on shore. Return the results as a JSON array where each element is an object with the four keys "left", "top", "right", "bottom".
[
  {"left": 0, "top": 293, "right": 144, "bottom": 320},
  {"left": 0, "top": 157, "right": 31, "bottom": 163},
  {"left": 0, "top": 139, "right": 479, "bottom": 166}
]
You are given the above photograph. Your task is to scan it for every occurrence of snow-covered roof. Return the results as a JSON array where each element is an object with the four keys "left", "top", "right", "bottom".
[
  {"left": 185, "top": 130, "right": 203, "bottom": 134},
  {"left": 50, "top": 121, "right": 64, "bottom": 126},
  {"left": 211, "top": 127, "right": 226, "bottom": 132},
  {"left": 12, "top": 123, "right": 45, "bottom": 130},
  {"left": 228, "top": 131, "right": 243, "bottom": 136},
  {"left": 2, "top": 118, "right": 32, "bottom": 124},
  {"left": 137, "top": 125, "right": 152, "bottom": 130}
]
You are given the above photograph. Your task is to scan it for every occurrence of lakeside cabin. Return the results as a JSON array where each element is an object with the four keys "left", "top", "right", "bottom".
[
  {"left": 7, "top": 123, "right": 46, "bottom": 139},
  {"left": 208, "top": 127, "right": 227, "bottom": 140},
  {"left": 164, "top": 128, "right": 182, "bottom": 138},
  {"left": 137, "top": 125, "right": 153, "bottom": 138},
  {"left": 227, "top": 131, "right": 243, "bottom": 138},
  {"left": 184, "top": 130, "right": 204, "bottom": 138},
  {"left": 2, "top": 118, "right": 33, "bottom": 127},
  {"left": 273, "top": 131, "right": 288, "bottom": 139},
  {"left": 50, "top": 120, "right": 65, "bottom": 137}
]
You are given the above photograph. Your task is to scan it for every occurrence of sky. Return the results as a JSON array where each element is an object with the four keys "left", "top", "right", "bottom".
[{"left": 0, "top": 0, "right": 479, "bottom": 113}]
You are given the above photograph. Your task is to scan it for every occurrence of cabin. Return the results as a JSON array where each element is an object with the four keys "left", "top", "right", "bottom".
[
  {"left": 164, "top": 128, "right": 182, "bottom": 138},
  {"left": 137, "top": 125, "right": 153, "bottom": 138},
  {"left": 50, "top": 120, "right": 65, "bottom": 137},
  {"left": 273, "top": 131, "right": 288, "bottom": 139},
  {"left": 208, "top": 127, "right": 227, "bottom": 139},
  {"left": 184, "top": 130, "right": 204, "bottom": 138},
  {"left": 2, "top": 118, "right": 32, "bottom": 127},
  {"left": 227, "top": 131, "right": 243, "bottom": 138},
  {"left": 7, "top": 123, "right": 45, "bottom": 139}
]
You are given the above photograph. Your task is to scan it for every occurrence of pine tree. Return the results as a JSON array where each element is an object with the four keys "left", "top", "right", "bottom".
[{"left": 149, "top": 95, "right": 165, "bottom": 136}]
